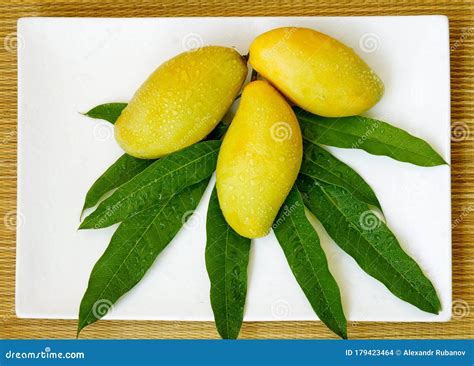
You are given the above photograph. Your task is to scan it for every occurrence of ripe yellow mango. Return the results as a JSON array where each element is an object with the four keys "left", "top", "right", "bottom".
[
  {"left": 115, "top": 46, "right": 247, "bottom": 159},
  {"left": 249, "top": 27, "right": 384, "bottom": 117},
  {"left": 216, "top": 80, "right": 303, "bottom": 238}
]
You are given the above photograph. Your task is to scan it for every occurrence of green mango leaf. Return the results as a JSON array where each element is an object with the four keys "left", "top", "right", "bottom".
[
  {"left": 295, "top": 107, "right": 447, "bottom": 167},
  {"left": 81, "top": 154, "right": 154, "bottom": 216},
  {"left": 297, "top": 176, "right": 441, "bottom": 314},
  {"left": 80, "top": 101, "right": 230, "bottom": 219},
  {"left": 77, "top": 179, "right": 209, "bottom": 335},
  {"left": 301, "top": 142, "right": 381, "bottom": 211},
  {"left": 79, "top": 140, "right": 221, "bottom": 229},
  {"left": 273, "top": 186, "right": 347, "bottom": 339},
  {"left": 205, "top": 187, "right": 251, "bottom": 339},
  {"left": 82, "top": 103, "right": 127, "bottom": 124}
]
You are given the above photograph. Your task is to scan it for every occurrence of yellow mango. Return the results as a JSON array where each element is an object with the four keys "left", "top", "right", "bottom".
[
  {"left": 216, "top": 80, "right": 303, "bottom": 238},
  {"left": 115, "top": 46, "right": 247, "bottom": 159},
  {"left": 249, "top": 27, "right": 384, "bottom": 117}
]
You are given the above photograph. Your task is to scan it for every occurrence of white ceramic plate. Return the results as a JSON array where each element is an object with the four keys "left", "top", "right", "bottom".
[{"left": 16, "top": 16, "right": 451, "bottom": 322}]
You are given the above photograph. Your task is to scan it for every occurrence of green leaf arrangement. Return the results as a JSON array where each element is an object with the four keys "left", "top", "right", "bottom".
[{"left": 78, "top": 102, "right": 446, "bottom": 339}]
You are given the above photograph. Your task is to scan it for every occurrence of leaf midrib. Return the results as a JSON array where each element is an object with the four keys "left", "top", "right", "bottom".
[
  {"left": 316, "top": 182, "right": 438, "bottom": 312},
  {"left": 80, "top": 193, "right": 176, "bottom": 329},
  {"left": 224, "top": 226, "right": 231, "bottom": 338},
  {"left": 302, "top": 152, "right": 369, "bottom": 204},
  {"left": 86, "top": 144, "right": 218, "bottom": 224},
  {"left": 287, "top": 212, "right": 344, "bottom": 335},
  {"left": 299, "top": 115, "right": 438, "bottom": 163},
  {"left": 83, "top": 157, "right": 151, "bottom": 211}
]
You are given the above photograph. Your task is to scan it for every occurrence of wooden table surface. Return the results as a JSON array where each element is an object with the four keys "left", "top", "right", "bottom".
[{"left": 0, "top": 0, "right": 472, "bottom": 339}]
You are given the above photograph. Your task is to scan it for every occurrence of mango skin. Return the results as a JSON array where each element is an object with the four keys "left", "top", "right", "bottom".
[
  {"left": 249, "top": 27, "right": 384, "bottom": 117},
  {"left": 216, "top": 80, "right": 303, "bottom": 238},
  {"left": 115, "top": 46, "right": 247, "bottom": 159}
]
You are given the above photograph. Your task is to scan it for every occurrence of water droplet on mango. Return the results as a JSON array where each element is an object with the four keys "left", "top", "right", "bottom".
[
  {"left": 216, "top": 80, "right": 303, "bottom": 238},
  {"left": 249, "top": 27, "right": 384, "bottom": 117},
  {"left": 115, "top": 46, "right": 248, "bottom": 158}
]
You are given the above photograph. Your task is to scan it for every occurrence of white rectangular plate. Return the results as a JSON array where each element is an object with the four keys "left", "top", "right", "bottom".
[{"left": 17, "top": 16, "right": 451, "bottom": 322}]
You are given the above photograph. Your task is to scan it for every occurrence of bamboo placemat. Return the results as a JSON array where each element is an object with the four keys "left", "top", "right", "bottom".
[{"left": 0, "top": 0, "right": 472, "bottom": 339}]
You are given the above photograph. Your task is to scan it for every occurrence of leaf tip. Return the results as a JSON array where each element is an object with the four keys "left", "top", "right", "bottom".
[
  {"left": 334, "top": 322, "right": 348, "bottom": 340},
  {"left": 76, "top": 320, "right": 85, "bottom": 338},
  {"left": 78, "top": 220, "right": 89, "bottom": 230},
  {"left": 432, "top": 158, "right": 449, "bottom": 167},
  {"left": 218, "top": 330, "right": 239, "bottom": 340},
  {"left": 426, "top": 152, "right": 448, "bottom": 167},
  {"left": 80, "top": 201, "right": 93, "bottom": 222},
  {"left": 78, "top": 213, "right": 97, "bottom": 230},
  {"left": 79, "top": 110, "right": 94, "bottom": 119},
  {"left": 432, "top": 300, "right": 442, "bottom": 315},
  {"left": 428, "top": 307, "right": 441, "bottom": 315}
]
